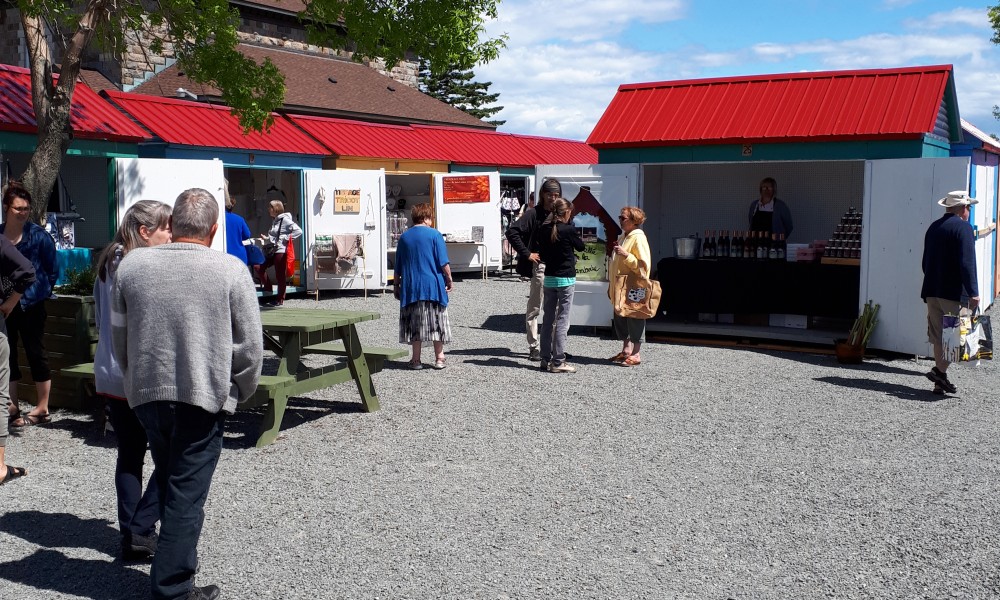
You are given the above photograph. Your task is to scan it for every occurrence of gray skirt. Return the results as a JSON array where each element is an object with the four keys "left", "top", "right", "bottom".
[{"left": 399, "top": 301, "right": 452, "bottom": 343}]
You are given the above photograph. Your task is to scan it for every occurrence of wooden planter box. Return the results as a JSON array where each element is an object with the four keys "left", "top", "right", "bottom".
[{"left": 15, "top": 295, "right": 97, "bottom": 409}]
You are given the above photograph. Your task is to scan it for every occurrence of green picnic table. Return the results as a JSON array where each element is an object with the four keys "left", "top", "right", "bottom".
[{"left": 61, "top": 307, "right": 406, "bottom": 448}]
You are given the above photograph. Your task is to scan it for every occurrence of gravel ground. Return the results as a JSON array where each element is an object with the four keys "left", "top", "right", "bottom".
[{"left": 1, "top": 273, "right": 999, "bottom": 600}]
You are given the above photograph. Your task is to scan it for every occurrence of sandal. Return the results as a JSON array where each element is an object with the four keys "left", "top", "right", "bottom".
[
  {"left": 433, "top": 359, "right": 446, "bottom": 370},
  {"left": 622, "top": 356, "right": 642, "bottom": 367},
  {"left": 12, "top": 412, "right": 50, "bottom": 427},
  {"left": 7, "top": 407, "right": 21, "bottom": 426},
  {"left": 609, "top": 352, "right": 628, "bottom": 363},
  {"left": 0, "top": 464, "right": 27, "bottom": 485},
  {"left": 407, "top": 361, "right": 423, "bottom": 370}
]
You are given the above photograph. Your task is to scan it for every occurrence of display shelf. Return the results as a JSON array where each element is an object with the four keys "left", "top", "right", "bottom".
[{"left": 820, "top": 257, "right": 860, "bottom": 266}]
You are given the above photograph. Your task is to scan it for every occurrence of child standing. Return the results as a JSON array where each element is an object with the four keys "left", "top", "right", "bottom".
[{"left": 535, "top": 198, "right": 584, "bottom": 373}]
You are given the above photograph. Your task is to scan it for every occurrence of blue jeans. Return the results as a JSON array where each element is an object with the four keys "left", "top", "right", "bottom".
[
  {"left": 134, "top": 402, "right": 225, "bottom": 600},
  {"left": 107, "top": 397, "right": 159, "bottom": 540},
  {"left": 540, "top": 284, "right": 575, "bottom": 366}
]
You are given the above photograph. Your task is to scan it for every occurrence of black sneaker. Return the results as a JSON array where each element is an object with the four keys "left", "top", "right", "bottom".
[
  {"left": 932, "top": 385, "right": 946, "bottom": 396},
  {"left": 528, "top": 348, "right": 541, "bottom": 361},
  {"left": 122, "top": 531, "right": 157, "bottom": 562},
  {"left": 188, "top": 584, "right": 221, "bottom": 600},
  {"left": 925, "top": 367, "right": 957, "bottom": 394},
  {"left": 539, "top": 361, "right": 548, "bottom": 371}
]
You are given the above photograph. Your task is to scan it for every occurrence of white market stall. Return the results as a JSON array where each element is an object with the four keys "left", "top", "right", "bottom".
[
  {"left": 115, "top": 158, "right": 227, "bottom": 253},
  {"left": 432, "top": 172, "right": 502, "bottom": 275},
  {"left": 302, "top": 168, "right": 387, "bottom": 293}
]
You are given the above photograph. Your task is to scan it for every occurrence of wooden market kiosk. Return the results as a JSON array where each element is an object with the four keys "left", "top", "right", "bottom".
[{"left": 561, "top": 64, "right": 997, "bottom": 356}]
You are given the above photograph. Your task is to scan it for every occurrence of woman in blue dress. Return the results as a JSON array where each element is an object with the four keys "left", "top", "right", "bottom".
[{"left": 393, "top": 202, "right": 453, "bottom": 370}]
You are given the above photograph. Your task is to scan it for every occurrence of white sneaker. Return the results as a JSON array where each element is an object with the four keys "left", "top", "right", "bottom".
[{"left": 548, "top": 362, "right": 577, "bottom": 373}]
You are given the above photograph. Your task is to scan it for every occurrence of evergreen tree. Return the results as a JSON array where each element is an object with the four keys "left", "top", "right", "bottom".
[{"left": 419, "top": 60, "right": 505, "bottom": 127}]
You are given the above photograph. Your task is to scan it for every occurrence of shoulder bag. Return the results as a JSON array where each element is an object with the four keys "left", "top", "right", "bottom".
[{"left": 613, "top": 261, "right": 662, "bottom": 320}]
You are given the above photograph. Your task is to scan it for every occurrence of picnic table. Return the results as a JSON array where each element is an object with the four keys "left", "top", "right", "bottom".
[
  {"left": 61, "top": 307, "right": 405, "bottom": 448},
  {"left": 249, "top": 307, "right": 404, "bottom": 446}
]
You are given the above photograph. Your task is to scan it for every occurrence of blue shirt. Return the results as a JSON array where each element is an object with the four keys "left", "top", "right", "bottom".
[
  {"left": 395, "top": 225, "right": 449, "bottom": 308},
  {"left": 0, "top": 221, "right": 57, "bottom": 307},
  {"left": 921, "top": 212, "right": 978, "bottom": 303},
  {"left": 225, "top": 211, "right": 252, "bottom": 264}
]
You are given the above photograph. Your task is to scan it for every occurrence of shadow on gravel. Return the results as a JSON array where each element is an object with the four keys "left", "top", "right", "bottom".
[
  {"left": 474, "top": 314, "right": 523, "bottom": 333},
  {"left": 737, "top": 348, "right": 927, "bottom": 376},
  {"left": 815, "top": 376, "right": 944, "bottom": 402},
  {"left": 0, "top": 511, "right": 119, "bottom": 555},
  {"left": 44, "top": 415, "right": 115, "bottom": 449},
  {"left": 0, "top": 548, "right": 146, "bottom": 599},
  {"left": 223, "top": 397, "right": 363, "bottom": 449}
]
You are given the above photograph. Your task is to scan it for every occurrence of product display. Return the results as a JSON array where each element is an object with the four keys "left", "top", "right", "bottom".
[
  {"left": 825, "top": 207, "right": 863, "bottom": 259},
  {"left": 696, "top": 229, "right": 786, "bottom": 261}
]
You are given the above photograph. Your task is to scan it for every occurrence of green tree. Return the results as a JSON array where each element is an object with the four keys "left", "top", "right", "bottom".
[
  {"left": 419, "top": 59, "right": 505, "bottom": 126},
  {"left": 14, "top": 0, "right": 506, "bottom": 221}
]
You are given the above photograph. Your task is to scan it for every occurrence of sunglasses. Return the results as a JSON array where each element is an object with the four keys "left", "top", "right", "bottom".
[
  {"left": 10, "top": 206, "right": 29, "bottom": 213},
  {"left": 618, "top": 215, "right": 629, "bottom": 222}
]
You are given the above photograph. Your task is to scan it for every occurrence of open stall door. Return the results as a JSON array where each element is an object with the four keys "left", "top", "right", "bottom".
[
  {"left": 303, "top": 169, "right": 387, "bottom": 292},
  {"left": 535, "top": 164, "right": 640, "bottom": 327},
  {"left": 433, "top": 172, "right": 502, "bottom": 274},
  {"left": 115, "top": 158, "right": 226, "bottom": 253},
  {"left": 862, "top": 157, "right": 970, "bottom": 355}
]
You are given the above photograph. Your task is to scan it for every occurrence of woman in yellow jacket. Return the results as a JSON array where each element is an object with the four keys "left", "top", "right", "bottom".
[{"left": 608, "top": 206, "right": 651, "bottom": 366}]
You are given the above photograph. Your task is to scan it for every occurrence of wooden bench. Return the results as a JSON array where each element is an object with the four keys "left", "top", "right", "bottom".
[
  {"left": 60, "top": 363, "right": 298, "bottom": 445},
  {"left": 301, "top": 341, "right": 407, "bottom": 371}
]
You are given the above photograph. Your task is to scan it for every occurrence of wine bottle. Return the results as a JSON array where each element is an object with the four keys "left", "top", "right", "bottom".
[
  {"left": 708, "top": 230, "right": 716, "bottom": 258},
  {"left": 776, "top": 233, "right": 786, "bottom": 260},
  {"left": 732, "top": 230, "right": 742, "bottom": 259},
  {"left": 744, "top": 231, "right": 753, "bottom": 259},
  {"left": 702, "top": 230, "right": 711, "bottom": 258}
]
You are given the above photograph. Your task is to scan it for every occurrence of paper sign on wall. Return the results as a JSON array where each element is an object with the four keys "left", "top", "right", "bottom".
[
  {"left": 442, "top": 176, "right": 491, "bottom": 204},
  {"left": 335, "top": 189, "right": 361, "bottom": 213}
]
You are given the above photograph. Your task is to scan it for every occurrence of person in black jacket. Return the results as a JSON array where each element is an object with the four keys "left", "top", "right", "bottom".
[
  {"left": 535, "top": 198, "right": 584, "bottom": 373},
  {"left": 0, "top": 233, "right": 35, "bottom": 485},
  {"left": 921, "top": 190, "right": 979, "bottom": 395},
  {"left": 505, "top": 178, "right": 561, "bottom": 361}
]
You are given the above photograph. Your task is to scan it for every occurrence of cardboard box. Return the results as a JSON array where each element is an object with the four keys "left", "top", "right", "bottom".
[
  {"left": 769, "top": 314, "right": 809, "bottom": 329},
  {"left": 786, "top": 243, "right": 808, "bottom": 262}
]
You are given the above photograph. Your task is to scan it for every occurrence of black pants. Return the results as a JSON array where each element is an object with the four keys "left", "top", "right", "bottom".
[
  {"left": 6, "top": 302, "right": 50, "bottom": 382},
  {"left": 135, "top": 402, "right": 225, "bottom": 600},
  {"left": 106, "top": 396, "right": 159, "bottom": 540}
]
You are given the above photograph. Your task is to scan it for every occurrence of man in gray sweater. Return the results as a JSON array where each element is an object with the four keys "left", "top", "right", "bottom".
[{"left": 112, "top": 188, "right": 262, "bottom": 600}]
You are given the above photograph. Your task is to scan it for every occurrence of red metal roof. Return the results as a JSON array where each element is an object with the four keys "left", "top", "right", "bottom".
[
  {"left": 512, "top": 134, "right": 598, "bottom": 165},
  {"left": 588, "top": 65, "right": 956, "bottom": 148},
  {"left": 0, "top": 64, "right": 149, "bottom": 142},
  {"left": 288, "top": 114, "right": 595, "bottom": 167},
  {"left": 412, "top": 125, "right": 545, "bottom": 167},
  {"left": 103, "top": 90, "right": 328, "bottom": 155},
  {"left": 287, "top": 115, "right": 451, "bottom": 162}
]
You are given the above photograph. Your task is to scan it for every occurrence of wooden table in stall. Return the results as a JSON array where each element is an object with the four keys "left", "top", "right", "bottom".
[
  {"left": 61, "top": 307, "right": 405, "bottom": 448},
  {"left": 248, "top": 307, "right": 404, "bottom": 447}
]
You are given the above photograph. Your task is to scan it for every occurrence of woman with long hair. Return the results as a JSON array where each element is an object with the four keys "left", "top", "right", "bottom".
[
  {"left": 535, "top": 198, "right": 584, "bottom": 373},
  {"left": 257, "top": 200, "right": 302, "bottom": 306},
  {"left": 94, "top": 200, "right": 173, "bottom": 560}
]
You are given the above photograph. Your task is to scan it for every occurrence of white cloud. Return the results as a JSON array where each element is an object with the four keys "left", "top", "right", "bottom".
[
  {"left": 485, "top": 0, "right": 686, "bottom": 45},
  {"left": 903, "top": 7, "right": 989, "bottom": 30},
  {"left": 478, "top": 3, "right": 1000, "bottom": 142}
]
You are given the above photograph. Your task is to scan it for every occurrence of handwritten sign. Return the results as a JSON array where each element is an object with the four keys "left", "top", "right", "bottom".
[
  {"left": 575, "top": 240, "right": 609, "bottom": 281},
  {"left": 335, "top": 189, "right": 361, "bottom": 213},
  {"left": 442, "top": 176, "right": 491, "bottom": 204}
]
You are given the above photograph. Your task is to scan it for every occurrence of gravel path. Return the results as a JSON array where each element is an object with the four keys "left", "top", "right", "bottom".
[{"left": 1, "top": 274, "right": 999, "bottom": 599}]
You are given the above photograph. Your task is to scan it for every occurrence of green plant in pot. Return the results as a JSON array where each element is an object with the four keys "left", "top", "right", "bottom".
[
  {"left": 836, "top": 300, "right": 880, "bottom": 363},
  {"left": 55, "top": 266, "right": 97, "bottom": 296}
]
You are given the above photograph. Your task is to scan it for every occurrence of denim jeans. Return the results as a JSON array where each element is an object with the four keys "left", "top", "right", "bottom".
[
  {"left": 540, "top": 284, "right": 575, "bottom": 365},
  {"left": 134, "top": 402, "right": 225, "bottom": 600},
  {"left": 107, "top": 397, "right": 160, "bottom": 540}
]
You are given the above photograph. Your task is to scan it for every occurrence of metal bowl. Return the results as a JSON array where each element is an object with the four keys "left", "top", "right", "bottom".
[{"left": 674, "top": 236, "right": 700, "bottom": 259}]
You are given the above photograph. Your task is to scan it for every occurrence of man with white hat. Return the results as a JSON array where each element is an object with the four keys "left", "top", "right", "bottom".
[{"left": 920, "top": 190, "right": 980, "bottom": 395}]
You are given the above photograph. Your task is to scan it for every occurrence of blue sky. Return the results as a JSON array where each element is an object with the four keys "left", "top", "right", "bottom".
[{"left": 477, "top": 1, "right": 999, "bottom": 141}]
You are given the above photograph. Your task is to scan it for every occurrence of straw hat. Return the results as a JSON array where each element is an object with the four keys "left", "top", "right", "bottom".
[{"left": 937, "top": 190, "right": 978, "bottom": 207}]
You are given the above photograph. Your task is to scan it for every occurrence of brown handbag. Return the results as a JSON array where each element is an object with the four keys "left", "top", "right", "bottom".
[{"left": 613, "top": 262, "right": 662, "bottom": 319}]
